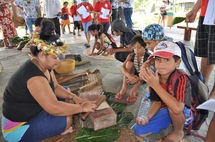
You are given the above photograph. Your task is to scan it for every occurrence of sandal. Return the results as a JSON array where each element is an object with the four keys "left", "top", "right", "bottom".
[
  {"left": 114, "top": 92, "right": 126, "bottom": 102},
  {"left": 126, "top": 93, "right": 139, "bottom": 105}
]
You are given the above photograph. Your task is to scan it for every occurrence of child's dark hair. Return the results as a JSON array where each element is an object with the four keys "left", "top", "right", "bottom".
[
  {"left": 39, "top": 19, "right": 62, "bottom": 44},
  {"left": 63, "top": 1, "right": 68, "bottom": 5},
  {"left": 34, "top": 17, "right": 46, "bottom": 27},
  {"left": 130, "top": 35, "right": 146, "bottom": 47},
  {"left": 173, "top": 55, "right": 180, "bottom": 62},
  {"left": 88, "top": 24, "right": 103, "bottom": 32}
]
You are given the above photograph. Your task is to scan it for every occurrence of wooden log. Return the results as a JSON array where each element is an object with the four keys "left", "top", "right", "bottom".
[
  {"left": 81, "top": 95, "right": 106, "bottom": 121},
  {"left": 81, "top": 107, "right": 117, "bottom": 131},
  {"left": 57, "top": 70, "right": 91, "bottom": 84}
]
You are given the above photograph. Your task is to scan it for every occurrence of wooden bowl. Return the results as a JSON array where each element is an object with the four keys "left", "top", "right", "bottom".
[{"left": 55, "top": 59, "right": 75, "bottom": 74}]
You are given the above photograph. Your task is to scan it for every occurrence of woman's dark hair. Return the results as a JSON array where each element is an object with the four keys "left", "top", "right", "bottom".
[
  {"left": 88, "top": 24, "right": 103, "bottom": 32},
  {"left": 34, "top": 17, "right": 46, "bottom": 27},
  {"left": 173, "top": 55, "right": 180, "bottom": 62},
  {"left": 30, "top": 44, "right": 40, "bottom": 57},
  {"left": 130, "top": 35, "right": 146, "bottom": 47}
]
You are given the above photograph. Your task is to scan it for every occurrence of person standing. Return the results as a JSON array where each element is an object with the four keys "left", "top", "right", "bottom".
[
  {"left": 61, "top": 1, "right": 72, "bottom": 34},
  {"left": 94, "top": 0, "right": 112, "bottom": 33},
  {"left": 78, "top": 0, "right": 94, "bottom": 48},
  {"left": 119, "top": 0, "right": 133, "bottom": 29},
  {"left": 70, "top": 0, "right": 81, "bottom": 36},
  {"left": 110, "top": 0, "right": 118, "bottom": 22},
  {"left": 0, "top": 0, "right": 17, "bottom": 48},
  {"left": 118, "top": 1, "right": 124, "bottom": 22},
  {"left": 14, "top": 0, "right": 41, "bottom": 35},
  {"left": 42, "top": 0, "right": 62, "bottom": 36},
  {"left": 186, "top": 0, "right": 215, "bottom": 141}
]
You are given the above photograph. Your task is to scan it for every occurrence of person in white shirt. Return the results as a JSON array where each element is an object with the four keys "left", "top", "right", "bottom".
[
  {"left": 42, "top": 0, "right": 62, "bottom": 36},
  {"left": 119, "top": 0, "right": 134, "bottom": 29},
  {"left": 14, "top": 0, "right": 41, "bottom": 34}
]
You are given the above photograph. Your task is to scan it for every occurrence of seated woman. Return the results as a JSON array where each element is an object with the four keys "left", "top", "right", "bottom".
[
  {"left": 1, "top": 20, "right": 96, "bottom": 142},
  {"left": 88, "top": 23, "right": 117, "bottom": 56},
  {"left": 114, "top": 36, "right": 150, "bottom": 105}
]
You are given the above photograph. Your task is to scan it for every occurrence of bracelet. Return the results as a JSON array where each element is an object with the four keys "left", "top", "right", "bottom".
[{"left": 79, "top": 104, "right": 83, "bottom": 112}]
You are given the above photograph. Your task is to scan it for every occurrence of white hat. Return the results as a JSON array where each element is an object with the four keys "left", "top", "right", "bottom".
[{"left": 148, "top": 41, "right": 181, "bottom": 60}]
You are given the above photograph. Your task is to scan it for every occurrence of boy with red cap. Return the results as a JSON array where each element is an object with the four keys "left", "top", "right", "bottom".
[{"left": 134, "top": 41, "right": 193, "bottom": 142}]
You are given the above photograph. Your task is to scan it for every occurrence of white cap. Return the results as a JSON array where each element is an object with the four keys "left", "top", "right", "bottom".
[{"left": 148, "top": 41, "right": 181, "bottom": 60}]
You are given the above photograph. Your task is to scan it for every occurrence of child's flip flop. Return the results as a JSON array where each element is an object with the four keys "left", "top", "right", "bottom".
[
  {"left": 126, "top": 93, "right": 139, "bottom": 105},
  {"left": 114, "top": 92, "right": 125, "bottom": 102}
]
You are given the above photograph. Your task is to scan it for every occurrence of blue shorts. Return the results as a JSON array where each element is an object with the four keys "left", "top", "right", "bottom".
[
  {"left": 21, "top": 110, "right": 67, "bottom": 141},
  {"left": 134, "top": 107, "right": 193, "bottom": 135},
  {"left": 82, "top": 21, "right": 92, "bottom": 34}
]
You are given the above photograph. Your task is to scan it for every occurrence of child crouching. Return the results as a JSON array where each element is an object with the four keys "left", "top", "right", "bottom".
[
  {"left": 114, "top": 36, "right": 150, "bottom": 105},
  {"left": 88, "top": 23, "right": 116, "bottom": 56},
  {"left": 135, "top": 41, "right": 193, "bottom": 142}
]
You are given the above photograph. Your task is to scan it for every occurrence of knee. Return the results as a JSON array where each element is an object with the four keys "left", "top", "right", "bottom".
[{"left": 125, "top": 61, "right": 134, "bottom": 70}]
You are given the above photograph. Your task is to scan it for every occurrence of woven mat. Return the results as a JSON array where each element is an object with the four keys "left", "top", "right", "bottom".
[{"left": 83, "top": 47, "right": 115, "bottom": 60}]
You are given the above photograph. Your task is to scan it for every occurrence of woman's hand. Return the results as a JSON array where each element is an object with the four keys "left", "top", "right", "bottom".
[
  {"left": 73, "top": 96, "right": 88, "bottom": 104},
  {"left": 81, "top": 101, "right": 97, "bottom": 112},
  {"left": 140, "top": 67, "right": 159, "bottom": 89}
]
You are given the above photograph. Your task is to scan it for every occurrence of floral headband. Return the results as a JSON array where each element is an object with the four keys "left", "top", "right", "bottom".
[{"left": 33, "top": 38, "right": 70, "bottom": 57}]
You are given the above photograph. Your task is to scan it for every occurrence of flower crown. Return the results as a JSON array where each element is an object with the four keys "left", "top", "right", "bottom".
[{"left": 33, "top": 38, "right": 70, "bottom": 57}]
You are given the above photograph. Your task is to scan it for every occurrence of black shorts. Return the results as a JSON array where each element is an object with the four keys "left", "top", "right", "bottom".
[
  {"left": 194, "top": 16, "right": 215, "bottom": 64},
  {"left": 74, "top": 21, "right": 81, "bottom": 30}
]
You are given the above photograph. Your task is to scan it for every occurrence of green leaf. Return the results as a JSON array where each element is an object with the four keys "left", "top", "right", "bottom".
[
  {"left": 75, "top": 127, "right": 121, "bottom": 142},
  {"left": 107, "top": 100, "right": 127, "bottom": 114},
  {"left": 102, "top": 91, "right": 116, "bottom": 100},
  {"left": 172, "top": 17, "right": 186, "bottom": 26},
  {"left": 117, "top": 112, "right": 134, "bottom": 127}
]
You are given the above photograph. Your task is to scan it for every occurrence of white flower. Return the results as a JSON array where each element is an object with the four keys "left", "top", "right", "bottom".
[
  {"left": 43, "top": 46, "right": 48, "bottom": 50},
  {"left": 37, "top": 43, "right": 41, "bottom": 50}
]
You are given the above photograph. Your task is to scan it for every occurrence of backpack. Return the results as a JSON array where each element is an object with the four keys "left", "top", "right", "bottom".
[
  {"left": 167, "top": 69, "right": 208, "bottom": 139},
  {"left": 103, "top": 32, "right": 117, "bottom": 49}
]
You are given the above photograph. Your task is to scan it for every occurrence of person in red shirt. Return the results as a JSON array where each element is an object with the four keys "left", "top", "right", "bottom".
[
  {"left": 78, "top": 0, "right": 94, "bottom": 47},
  {"left": 70, "top": 0, "right": 81, "bottom": 36},
  {"left": 61, "top": 1, "right": 72, "bottom": 34},
  {"left": 94, "top": 0, "right": 112, "bottom": 33},
  {"left": 187, "top": 1, "right": 215, "bottom": 141}
]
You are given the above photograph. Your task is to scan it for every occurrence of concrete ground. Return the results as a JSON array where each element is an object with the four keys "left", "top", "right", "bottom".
[{"left": 0, "top": 22, "right": 214, "bottom": 141}]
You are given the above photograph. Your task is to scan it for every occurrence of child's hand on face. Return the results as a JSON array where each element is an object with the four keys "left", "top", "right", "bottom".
[{"left": 140, "top": 67, "right": 159, "bottom": 89}]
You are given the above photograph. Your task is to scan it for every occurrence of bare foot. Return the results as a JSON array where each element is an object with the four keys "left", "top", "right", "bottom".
[
  {"left": 157, "top": 131, "right": 184, "bottom": 142},
  {"left": 61, "top": 126, "right": 73, "bottom": 135}
]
